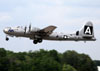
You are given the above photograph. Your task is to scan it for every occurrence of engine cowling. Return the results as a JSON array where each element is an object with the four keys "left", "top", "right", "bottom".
[{"left": 30, "top": 27, "right": 40, "bottom": 33}]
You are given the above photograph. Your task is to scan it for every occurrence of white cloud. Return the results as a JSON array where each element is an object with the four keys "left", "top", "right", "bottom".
[
  {"left": 0, "top": 13, "right": 12, "bottom": 22},
  {"left": 6, "top": 0, "right": 100, "bottom": 32}
]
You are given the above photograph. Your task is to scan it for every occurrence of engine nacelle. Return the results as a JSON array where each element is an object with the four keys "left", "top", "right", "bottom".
[{"left": 30, "top": 27, "right": 40, "bottom": 33}]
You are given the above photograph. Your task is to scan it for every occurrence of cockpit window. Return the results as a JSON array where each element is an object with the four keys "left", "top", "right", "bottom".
[{"left": 6, "top": 27, "right": 11, "bottom": 29}]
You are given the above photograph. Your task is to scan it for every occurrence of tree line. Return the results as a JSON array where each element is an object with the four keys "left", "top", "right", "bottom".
[
  {"left": 0, "top": 48, "right": 98, "bottom": 71},
  {"left": 94, "top": 60, "right": 100, "bottom": 66}
]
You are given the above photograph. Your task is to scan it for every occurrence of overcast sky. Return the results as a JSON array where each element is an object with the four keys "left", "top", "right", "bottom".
[{"left": 0, "top": 0, "right": 100, "bottom": 60}]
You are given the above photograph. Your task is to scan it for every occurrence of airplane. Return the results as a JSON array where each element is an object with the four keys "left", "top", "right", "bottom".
[{"left": 3, "top": 21, "right": 96, "bottom": 44}]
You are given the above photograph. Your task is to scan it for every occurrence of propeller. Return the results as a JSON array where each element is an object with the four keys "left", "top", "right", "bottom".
[
  {"left": 29, "top": 23, "right": 31, "bottom": 32},
  {"left": 24, "top": 26, "right": 27, "bottom": 34}
]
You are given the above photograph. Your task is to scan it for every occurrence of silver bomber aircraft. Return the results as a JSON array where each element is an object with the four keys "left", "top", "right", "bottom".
[{"left": 3, "top": 21, "right": 96, "bottom": 44}]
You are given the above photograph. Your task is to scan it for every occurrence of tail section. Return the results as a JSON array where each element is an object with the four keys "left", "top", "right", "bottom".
[{"left": 79, "top": 21, "right": 94, "bottom": 38}]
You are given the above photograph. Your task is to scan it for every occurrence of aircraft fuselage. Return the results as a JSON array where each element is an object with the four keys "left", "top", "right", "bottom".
[{"left": 3, "top": 22, "right": 96, "bottom": 44}]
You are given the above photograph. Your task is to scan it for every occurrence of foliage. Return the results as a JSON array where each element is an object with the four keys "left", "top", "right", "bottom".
[
  {"left": 0, "top": 48, "right": 98, "bottom": 71},
  {"left": 62, "top": 64, "right": 77, "bottom": 71},
  {"left": 94, "top": 60, "right": 100, "bottom": 66},
  {"left": 62, "top": 50, "right": 97, "bottom": 71}
]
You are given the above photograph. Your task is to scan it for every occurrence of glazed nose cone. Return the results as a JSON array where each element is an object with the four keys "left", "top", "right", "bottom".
[{"left": 3, "top": 28, "right": 8, "bottom": 33}]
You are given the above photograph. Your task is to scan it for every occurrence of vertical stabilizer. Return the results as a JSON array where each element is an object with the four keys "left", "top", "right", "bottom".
[{"left": 79, "top": 21, "right": 94, "bottom": 38}]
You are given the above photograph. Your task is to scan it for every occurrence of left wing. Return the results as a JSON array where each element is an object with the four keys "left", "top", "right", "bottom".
[
  {"left": 41, "top": 25, "right": 57, "bottom": 35},
  {"left": 34, "top": 25, "right": 57, "bottom": 37}
]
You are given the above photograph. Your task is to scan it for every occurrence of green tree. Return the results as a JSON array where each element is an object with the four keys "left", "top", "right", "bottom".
[
  {"left": 0, "top": 48, "right": 9, "bottom": 71},
  {"left": 62, "top": 50, "right": 97, "bottom": 71},
  {"left": 62, "top": 50, "right": 79, "bottom": 67},
  {"left": 62, "top": 64, "right": 77, "bottom": 71},
  {"left": 0, "top": 48, "right": 98, "bottom": 71},
  {"left": 77, "top": 54, "right": 97, "bottom": 71},
  {"left": 94, "top": 60, "right": 100, "bottom": 66},
  {"left": 62, "top": 64, "right": 67, "bottom": 71},
  {"left": 0, "top": 48, "right": 7, "bottom": 57}
]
